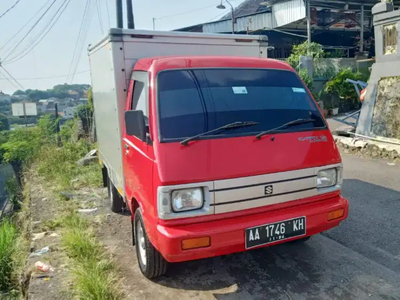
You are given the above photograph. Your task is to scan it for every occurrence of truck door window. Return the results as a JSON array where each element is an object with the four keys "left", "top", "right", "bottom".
[
  {"left": 157, "top": 68, "right": 326, "bottom": 141},
  {"left": 131, "top": 72, "right": 149, "bottom": 125}
]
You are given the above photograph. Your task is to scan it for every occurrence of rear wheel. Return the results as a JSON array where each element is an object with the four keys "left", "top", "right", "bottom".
[
  {"left": 134, "top": 209, "right": 168, "bottom": 279},
  {"left": 108, "top": 178, "right": 124, "bottom": 213}
]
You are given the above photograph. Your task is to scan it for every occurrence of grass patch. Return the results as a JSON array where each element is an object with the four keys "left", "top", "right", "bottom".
[
  {"left": 61, "top": 212, "right": 123, "bottom": 300},
  {"left": 36, "top": 140, "right": 101, "bottom": 192},
  {"left": 0, "top": 220, "right": 18, "bottom": 292}
]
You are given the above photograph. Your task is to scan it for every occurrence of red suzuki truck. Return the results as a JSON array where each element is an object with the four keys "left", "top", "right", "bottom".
[{"left": 89, "top": 29, "right": 349, "bottom": 279}]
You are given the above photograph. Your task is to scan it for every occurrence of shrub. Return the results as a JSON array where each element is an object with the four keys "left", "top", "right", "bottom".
[
  {"left": 287, "top": 41, "right": 325, "bottom": 70},
  {"left": 325, "top": 68, "right": 369, "bottom": 101}
]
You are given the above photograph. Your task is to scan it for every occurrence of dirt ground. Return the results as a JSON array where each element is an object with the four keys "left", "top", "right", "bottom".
[{"left": 25, "top": 165, "right": 400, "bottom": 300}]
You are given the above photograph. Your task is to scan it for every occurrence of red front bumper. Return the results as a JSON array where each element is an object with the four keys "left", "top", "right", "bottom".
[{"left": 156, "top": 196, "right": 349, "bottom": 263}]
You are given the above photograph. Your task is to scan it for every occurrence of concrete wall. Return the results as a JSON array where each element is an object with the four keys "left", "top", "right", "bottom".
[{"left": 356, "top": 2, "right": 400, "bottom": 141}]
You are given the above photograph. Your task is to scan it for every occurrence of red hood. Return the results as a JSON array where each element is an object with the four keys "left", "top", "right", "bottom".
[{"left": 154, "top": 130, "right": 341, "bottom": 185}]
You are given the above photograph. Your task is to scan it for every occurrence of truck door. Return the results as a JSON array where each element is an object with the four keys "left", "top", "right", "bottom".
[{"left": 123, "top": 71, "right": 154, "bottom": 214}]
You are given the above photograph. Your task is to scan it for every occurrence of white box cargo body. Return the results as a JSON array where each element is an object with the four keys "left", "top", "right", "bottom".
[{"left": 88, "top": 29, "right": 268, "bottom": 197}]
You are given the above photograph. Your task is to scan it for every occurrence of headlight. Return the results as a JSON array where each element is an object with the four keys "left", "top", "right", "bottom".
[
  {"left": 171, "top": 188, "right": 204, "bottom": 212},
  {"left": 317, "top": 168, "right": 337, "bottom": 188}
]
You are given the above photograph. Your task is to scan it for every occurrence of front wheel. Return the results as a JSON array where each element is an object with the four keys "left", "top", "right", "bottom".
[{"left": 134, "top": 209, "right": 168, "bottom": 279}]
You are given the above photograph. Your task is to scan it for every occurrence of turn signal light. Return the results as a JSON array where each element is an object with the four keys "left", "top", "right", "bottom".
[
  {"left": 182, "top": 237, "right": 210, "bottom": 250},
  {"left": 328, "top": 209, "right": 345, "bottom": 221}
]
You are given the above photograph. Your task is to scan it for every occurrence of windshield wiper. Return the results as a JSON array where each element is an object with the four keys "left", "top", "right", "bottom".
[
  {"left": 256, "top": 118, "right": 316, "bottom": 140},
  {"left": 181, "top": 121, "right": 259, "bottom": 146}
]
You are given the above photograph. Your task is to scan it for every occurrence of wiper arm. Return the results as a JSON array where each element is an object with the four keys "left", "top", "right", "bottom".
[
  {"left": 256, "top": 118, "right": 316, "bottom": 140},
  {"left": 181, "top": 121, "right": 259, "bottom": 146}
]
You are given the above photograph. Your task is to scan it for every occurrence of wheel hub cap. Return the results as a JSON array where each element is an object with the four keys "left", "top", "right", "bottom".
[{"left": 137, "top": 222, "right": 147, "bottom": 266}]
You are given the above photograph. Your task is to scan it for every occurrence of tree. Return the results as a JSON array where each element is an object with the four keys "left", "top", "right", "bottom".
[
  {"left": 27, "top": 90, "right": 50, "bottom": 101},
  {"left": 13, "top": 90, "right": 25, "bottom": 95},
  {"left": 287, "top": 41, "right": 325, "bottom": 70},
  {"left": 0, "top": 113, "right": 10, "bottom": 131},
  {"left": 87, "top": 87, "right": 93, "bottom": 110}
]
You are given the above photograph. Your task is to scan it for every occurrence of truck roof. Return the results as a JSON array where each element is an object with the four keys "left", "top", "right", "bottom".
[{"left": 134, "top": 56, "right": 293, "bottom": 73}]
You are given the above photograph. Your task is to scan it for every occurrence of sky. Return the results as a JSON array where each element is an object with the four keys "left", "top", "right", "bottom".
[{"left": 0, "top": 0, "right": 243, "bottom": 94}]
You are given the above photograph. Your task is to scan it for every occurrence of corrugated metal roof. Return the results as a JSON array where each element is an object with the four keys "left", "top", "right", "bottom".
[
  {"left": 204, "top": 0, "right": 305, "bottom": 33},
  {"left": 271, "top": 0, "right": 305, "bottom": 28},
  {"left": 219, "top": 0, "right": 271, "bottom": 21},
  {"left": 204, "top": 12, "right": 273, "bottom": 33}
]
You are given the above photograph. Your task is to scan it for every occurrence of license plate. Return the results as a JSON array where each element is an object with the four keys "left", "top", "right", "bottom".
[{"left": 245, "top": 217, "right": 306, "bottom": 249}]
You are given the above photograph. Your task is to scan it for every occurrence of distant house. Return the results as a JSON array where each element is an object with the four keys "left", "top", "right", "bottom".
[
  {"left": 78, "top": 98, "right": 88, "bottom": 105},
  {"left": 0, "top": 91, "right": 11, "bottom": 103},
  {"left": 62, "top": 107, "right": 76, "bottom": 119},
  {"left": 67, "top": 90, "right": 80, "bottom": 100},
  {"left": 11, "top": 94, "right": 28, "bottom": 101},
  {"left": 37, "top": 99, "right": 49, "bottom": 113}
]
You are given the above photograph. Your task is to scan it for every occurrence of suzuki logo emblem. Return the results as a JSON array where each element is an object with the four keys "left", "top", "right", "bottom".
[{"left": 264, "top": 185, "right": 273, "bottom": 195}]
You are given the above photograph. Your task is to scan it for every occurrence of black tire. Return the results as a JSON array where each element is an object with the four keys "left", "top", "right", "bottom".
[
  {"left": 289, "top": 236, "right": 311, "bottom": 244},
  {"left": 108, "top": 178, "right": 124, "bottom": 213},
  {"left": 134, "top": 209, "right": 168, "bottom": 279}
]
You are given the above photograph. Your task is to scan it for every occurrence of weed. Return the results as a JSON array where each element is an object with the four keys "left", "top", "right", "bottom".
[
  {"left": 41, "top": 218, "right": 63, "bottom": 231},
  {"left": 0, "top": 220, "right": 18, "bottom": 292},
  {"left": 61, "top": 212, "right": 123, "bottom": 299}
]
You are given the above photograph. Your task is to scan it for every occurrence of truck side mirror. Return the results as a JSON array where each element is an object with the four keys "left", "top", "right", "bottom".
[{"left": 125, "top": 110, "right": 146, "bottom": 142}]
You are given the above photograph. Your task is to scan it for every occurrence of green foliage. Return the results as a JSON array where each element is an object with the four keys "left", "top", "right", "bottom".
[
  {"left": 87, "top": 87, "right": 93, "bottom": 111},
  {"left": 12, "top": 90, "right": 25, "bottom": 96},
  {"left": 36, "top": 140, "right": 101, "bottom": 191},
  {"left": 0, "top": 115, "right": 57, "bottom": 163},
  {"left": 287, "top": 41, "right": 325, "bottom": 70},
  {"left": 15, "top": 84, "right": 90, "bottom": 101},
  {"left": 62, "top": 212, "right": 122, "bottom": 300},
  {"left": 1, "top": 130, "right": 40, "bottom": 163},
  {"left": 60, "top": 119, "right": 76, "bottom": 142},
  {"left": 0, "top": 220, "right": 18, "bottom": 292},
  {"left": 325, "top": 68, "right": 369, "bottom": 101},
  {"left": 0, "top": 114, "right": 10, "bottom": 131},
  {"left": 298, "top": 69, "right": 314, "bottom": 92}
]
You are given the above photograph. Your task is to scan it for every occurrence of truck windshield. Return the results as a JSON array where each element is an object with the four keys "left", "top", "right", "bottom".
[{"left": 157, "top": 68, "right": 326, "bottom": 141}]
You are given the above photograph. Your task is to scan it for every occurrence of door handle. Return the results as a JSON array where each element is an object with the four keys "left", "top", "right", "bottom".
[{"left": 124, "top": 144, "right": 129, "bottom": 154}]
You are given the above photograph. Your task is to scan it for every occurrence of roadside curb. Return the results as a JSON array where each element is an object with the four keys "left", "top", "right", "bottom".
[{"left": 334, "top": 135, "right": 400, "bottom": 162}]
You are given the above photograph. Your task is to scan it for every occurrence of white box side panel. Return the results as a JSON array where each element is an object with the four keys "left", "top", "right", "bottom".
[
  {"left": 89, "top": 41, "right": 125, "bottom": 196},
  {"left": 121, "top": 38, "right": 265, "bottom": 81}
]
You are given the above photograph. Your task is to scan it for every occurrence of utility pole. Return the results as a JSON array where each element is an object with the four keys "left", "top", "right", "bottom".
[
  {"left": 126, "top": 0, "right": 135, "bottom": 29},
  {"left": 55, "top": 103, "right": 61, "bottom": 146},
  {"left": 153, "top": 17, "right": 156, "bottom": 30},
  {"left": 116, "top": 0, "right": 123, "bottom": 28}
]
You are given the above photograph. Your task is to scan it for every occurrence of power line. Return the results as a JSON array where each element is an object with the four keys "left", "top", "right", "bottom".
[
  {"left": 71, "top": 10, "right": 93, "bottom": 83},
  {"left": 0, "top": 68, "right": 18, "bottom": 90},
  {"left": 104, "top": 0, "right": 111, "bottom": 28},
  {"left": 0, "top": 0, "right": 21, "bottom": 19},
  {"left": 2, "top": 0, "right": 58, "bottom": 61},
  {"left": 0, "top": 66, "right": 24, "bottom": 89},
  {"left": 0, "top": 0, "right": 53, "bottom": 55},
  {"left": 0, "top": 70, "right": 89, "bottom": 81},
  {"left": 67, "top": 0, "right": 91, "bottom": 83},
  {"left": 95, "top": 0, "right": 104, "bottom": 34},
  {"left": 4, "top": 0, "right": 72, "bottom": 64}
]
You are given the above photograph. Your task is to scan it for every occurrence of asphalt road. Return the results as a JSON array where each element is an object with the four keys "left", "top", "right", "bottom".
[{"left": 139, "top": 154, "right": 400, "bottom": 300}]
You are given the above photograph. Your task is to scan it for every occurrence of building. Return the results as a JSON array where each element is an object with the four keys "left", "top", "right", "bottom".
[
  {"left": 176, "top": 0, "right": 400, "bottom": 59},
  {"left": 62, "top": 107, "right": 76, "bottom": 119},
  {"left": 0, "top": 91, "right": 11, "bottom": 103},
  {"left": 78, "top": 98, "right": 88, "bottom": 105},
  {"left": 37, "top": 99, "right": 49, "bottom": 113},
  {"left": 67, "top": 90, "right": 80, "bottom": 100}
]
